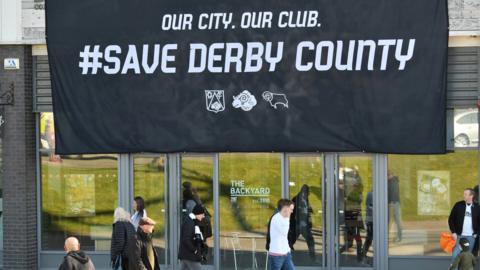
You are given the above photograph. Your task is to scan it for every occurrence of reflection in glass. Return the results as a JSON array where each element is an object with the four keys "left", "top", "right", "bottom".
[
  {"left": 41, "top": 154, "right": 118, "bottom": 250},
  {"left": 388, "top": 170, "right": 402, "bottom": 243},
  {"left": 338, "top": 155, "right": 373, "bottom": 267},
  {"left": 134, "top": 156, "right": 167, "bottom": 264},
  {"left": 40, "top": 112, "right": 55, "bottom": 150},
  {"left": 388, "top": 151, "right": 479, "bottom": 256},
  {"left": 181, "top": 156, "right": 214, "bottom": 264},
  {"left": 454, "top": 108, "right": 478, "bottom": 148},
  {"left": 219, "top": 153, "right": 281, "bottom": 270},
  {"left": 288, "top": 156, "right": 323, "bottom": 266}
]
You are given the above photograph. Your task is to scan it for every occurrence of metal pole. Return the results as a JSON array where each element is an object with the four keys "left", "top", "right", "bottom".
[
  {"left": 213, "top": 153, "right": 220, "bottom": 270},
  {"left": 373, "top": 154, "right": 388, "bottom": 270},
  {"left": 324, "top": 153, "right": 337, "bottom": 270},
  {"left": 118, "top": 154, "right": 131, "bottom": 211},
  {"left": 281, "top": 153, "right": 289, "bottom": 198}
]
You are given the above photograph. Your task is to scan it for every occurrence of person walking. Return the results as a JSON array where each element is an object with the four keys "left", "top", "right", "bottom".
[
  {"left": 178, "top": 204, "right": 208, "bottom": 270},
  {"left": 127, "top": 217, "right": 160, "bottom": 270},
  {"left": 59, "top": 237, "right": 96, "bottom": 270},
  {"left": 131, "top": 196, "right": 147, "bottom": 230},
  {"left": 111, "top": 207, "right": 136, "bottom": 270},
  {"left": 388, "top": 171, "right": 402, "bottom": 242},
  {"left": 340, "top": 167, "right": 364, "bottom": 262},
  {"left": 448, "top": 188, "right": 480, "bottom": 263},
  {"left": 289, "top": 185, "right": 315, "bottom": 260},
  {"left": 266, "top": 199, "right": 296, "bottom": 270},
  {"left": 449, "top": 238, "right": 476, "bottom": 270},
  {"left": 182, "top": 182, "right": 213, "bottom": 239}
]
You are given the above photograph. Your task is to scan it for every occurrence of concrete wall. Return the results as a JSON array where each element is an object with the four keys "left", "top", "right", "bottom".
[{"left": 449, "top": 0, "right": 480, "bottom": 35}]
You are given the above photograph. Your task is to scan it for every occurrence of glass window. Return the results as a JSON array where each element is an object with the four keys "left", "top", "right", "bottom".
[
  {"left": 40, "top": 113, "right": 118, "bottom": 251},
  {"left": 454, "top": 108, "right": 478, "bottom": 148},
  {"left": 219, "top": 153, "right": 281, "bottom": 270},
  {"left": 41, "top": 153, "right": 118, "bottom": 250},
  {"left": 134, "top": 155, "right": 168, "bottom": 264},
  {"left": 388, "top": 150, "right": 479, "bottom": 256},
  {"left": 40, "top": 112, "right": 55, "bottom": 150}
]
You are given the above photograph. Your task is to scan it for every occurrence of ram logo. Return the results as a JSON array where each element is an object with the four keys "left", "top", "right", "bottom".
[{"left": 262, "top": 91, "right": 289, "bottom": 109}]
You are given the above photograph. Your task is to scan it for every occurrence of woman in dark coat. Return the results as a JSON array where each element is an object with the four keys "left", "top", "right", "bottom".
[{"left": 111, "top": 207, "right": 136, "bottom": 270}]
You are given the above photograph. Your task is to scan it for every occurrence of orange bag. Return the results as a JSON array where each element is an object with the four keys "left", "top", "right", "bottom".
[{"left": 440, "top": 232, "right": 456, "bottom": 254}]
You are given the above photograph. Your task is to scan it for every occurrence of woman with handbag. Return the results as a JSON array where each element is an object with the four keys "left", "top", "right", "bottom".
[{"left": 111, "top": 207, "right": 136, "bottom": 270}]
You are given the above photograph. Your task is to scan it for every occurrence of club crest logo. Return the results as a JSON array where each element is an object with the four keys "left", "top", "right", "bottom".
[{"left": 205, "top": 90, "right": 225, "bottom": 113}]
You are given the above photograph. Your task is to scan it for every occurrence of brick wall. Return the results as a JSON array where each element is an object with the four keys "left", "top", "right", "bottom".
[{"left": 0, "top": 45, "right": 37, "bottom": 269}]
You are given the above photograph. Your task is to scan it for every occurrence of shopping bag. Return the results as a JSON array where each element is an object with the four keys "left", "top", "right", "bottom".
[{"left": 440, "top": 232, "right": 456, "bottom": 254}]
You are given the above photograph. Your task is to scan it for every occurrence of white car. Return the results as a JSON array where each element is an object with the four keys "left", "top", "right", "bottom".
[{"left": 454, "top": 110, "right": 478, "bottom": 147}]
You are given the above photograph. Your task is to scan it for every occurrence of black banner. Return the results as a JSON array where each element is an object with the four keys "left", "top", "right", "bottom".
[{"left": 46, "top": 0, "right": 448, "bottom": 154}]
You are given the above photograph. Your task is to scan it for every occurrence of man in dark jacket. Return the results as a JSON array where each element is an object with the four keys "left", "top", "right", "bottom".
[
  {"left": 178, "top": 204, "right": 208, "bottom": 270},
  {"left": 449, "top": 188, "right": 480, "bottom": 262},
  {"left": 127, "top": 217, "right": 160, "bottom": 270},
  {"left": 59, "top": 237, "right": 96, "bottom": 270}
]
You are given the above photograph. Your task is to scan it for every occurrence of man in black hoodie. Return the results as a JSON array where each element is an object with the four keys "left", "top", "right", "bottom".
[
  {"left": 59, "top": 237, "right": 96, "bottom": 270},
  {"left": 178, "top": 204, "right": 208, "bottom": 270}
]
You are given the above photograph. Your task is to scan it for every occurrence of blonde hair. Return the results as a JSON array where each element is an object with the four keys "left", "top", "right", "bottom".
[{"left": 113, "top": 207, "right": 131, "bottom": 223}]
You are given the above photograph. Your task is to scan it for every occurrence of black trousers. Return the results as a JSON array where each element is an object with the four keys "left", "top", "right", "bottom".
[
  {"left": 295, "top": 226, "right": 316, "bottom": 258},
  {"left": 363, "top": 222, "right": 373, "bottom": 254},
  {"left": 121, "top": 257, "right": 129, "bottom": 270}
]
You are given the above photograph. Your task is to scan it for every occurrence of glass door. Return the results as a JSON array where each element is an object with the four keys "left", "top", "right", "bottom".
[
  {"left": 336, "top": 154, "right": 374, "bottom": 269},
  {"left": 128, "top": 153, "right": 381, "bottom": 270},
  {"left": 287, "top": 155, "right": 325, "bottom": 269},
  {"left": 219, "top": 153, "right": 282, "bottom": 270},
  {"left": 180, "top": 155, "right": 215, "bottom": 268},
  {"left": 133, "top": 155, "right": 169, "bottom": 266}
]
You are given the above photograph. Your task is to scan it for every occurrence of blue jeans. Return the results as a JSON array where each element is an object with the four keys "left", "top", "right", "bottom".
[
  {"left": 268, "top": 253, "right": 295, "bottom": 270},
  {"left": 451, "top": 235, "right": 476, "bottom": 262}
]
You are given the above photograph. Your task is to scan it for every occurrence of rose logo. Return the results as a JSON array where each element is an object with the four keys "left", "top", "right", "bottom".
[{"left": 232, "top": 90, "right": 257, "bottom": 111}]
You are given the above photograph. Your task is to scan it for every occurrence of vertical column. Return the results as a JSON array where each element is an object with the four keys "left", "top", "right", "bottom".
[
  {"left": 118, "top": 154, "right": 132, "bottom": 212},
  {"left": 167, "top": 153, "right": 181, "bottom": 268},
  {"left": 163, "top": 155, "right": 170, "bottom": 265},
  {"left": 2, "top": 45, "right": 37, "bottom": 269},
  {"left": 281, "top": 153, "right": 289, "bottom": 198},
  {"left": 213, "top": 154, "right": 220, "bottom": 270},
  {"left": 373, "top": 154, "right": 388, "bottom": 270},
  {"left": 323, "top": 153, "right": 337, "bottom": 270},
  {"left": 0, "top": 0, "right": 22, "bottom": 42}
]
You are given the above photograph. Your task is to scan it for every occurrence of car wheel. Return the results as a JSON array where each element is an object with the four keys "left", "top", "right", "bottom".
[{"left": 455, "top": 134, "right": 470, "bottom": 146}]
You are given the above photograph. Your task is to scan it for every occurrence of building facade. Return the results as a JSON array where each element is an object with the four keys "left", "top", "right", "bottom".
[{"left": 0, "top": 0, "right": 479, "bottom": 269}]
